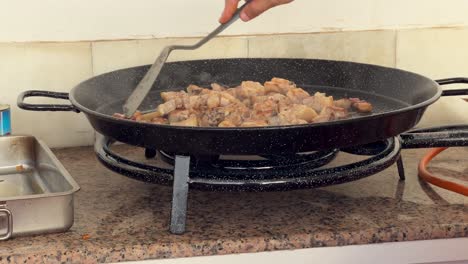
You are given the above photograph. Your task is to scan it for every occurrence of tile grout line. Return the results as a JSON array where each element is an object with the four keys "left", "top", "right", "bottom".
[
  {"left": 90, "top": 42, "right": 95, "bottom": 76},
  {"left": 394, "top": 29, "right": 398, "bottom": 68},
  {"left": 246, "top": 37, "right": 250, "bottom": 58},
  {"left": 3, "top": 25, "right": 466, "bottom": 44}
]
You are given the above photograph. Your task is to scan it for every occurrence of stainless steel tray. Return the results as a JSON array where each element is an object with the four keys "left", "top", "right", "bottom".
[{"left": 0, "top": 135, "right": 80, "bottom": 240}]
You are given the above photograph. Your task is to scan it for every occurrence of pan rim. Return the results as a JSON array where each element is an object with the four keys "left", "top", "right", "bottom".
[{"left": 69, "top": 58, "right": 442, "bottom": 131}]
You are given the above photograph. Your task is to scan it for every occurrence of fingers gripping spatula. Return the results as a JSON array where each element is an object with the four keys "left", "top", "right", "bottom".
[{"left": 123, "top": 1, "right": 251, "bottom": 118}]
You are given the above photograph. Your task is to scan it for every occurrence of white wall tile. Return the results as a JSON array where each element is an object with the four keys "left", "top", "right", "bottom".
[
  {"left": 247, "top": 31, "right": 396, "bottom": 67},
  {"left": 0, "top": 42, "right": 94, "bottom": 147},
  {"left": 396, "top": 28, "right": 468, "bottom": 127},
  {"left": 91, "top": 37, "right": 249, "bottom": 75}
]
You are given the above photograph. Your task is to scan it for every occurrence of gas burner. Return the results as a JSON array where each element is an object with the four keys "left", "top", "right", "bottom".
[
  {"left": 155, "top": 149, "right": 340, "bottom": 179},
  {"left": 94, "top": 125, "right": 468, "bottom": 234},
  {"left": 95, "top": 136, "right": 402, "bottom": 189}
]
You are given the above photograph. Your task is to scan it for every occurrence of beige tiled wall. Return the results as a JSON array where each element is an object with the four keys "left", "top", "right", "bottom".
[
  {"left": 247, "top": 30, "right": 396, "bottom": 67},
  {"left": 1, "top": 42, "right": 94, "bottom": 147},
  {"left": 1, "top": 28, "right": 467, "bottom": 147},
  {"left": 396, "top": 27, "right": 468, "bottom": 127},
  {"left": 92, "top": 37, "right": 249, "bottom": 75}
]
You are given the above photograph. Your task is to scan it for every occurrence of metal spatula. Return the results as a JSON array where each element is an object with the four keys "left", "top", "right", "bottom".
[{"left": 123, "top": 1, "right": 251, "bottom": 118}]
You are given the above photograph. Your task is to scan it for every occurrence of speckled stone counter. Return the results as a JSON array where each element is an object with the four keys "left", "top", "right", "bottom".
[{"left": 0, "top": 145, "right": 467, "bottom": 263}]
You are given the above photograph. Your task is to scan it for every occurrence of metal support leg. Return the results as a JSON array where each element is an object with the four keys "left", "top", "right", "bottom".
[
  {"left": 396, "top": 156, "right": 405, "bottom": 181},
  {"left": 170, "top": 155, "right": 190, "bottom": 234},
  {"left": 145, "top": 148, "right": 157, "bottom": 158}
]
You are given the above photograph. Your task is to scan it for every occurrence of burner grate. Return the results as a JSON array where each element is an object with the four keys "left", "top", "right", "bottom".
[{"left": 96, "top": 136, "right": 402, "bottom": 190}]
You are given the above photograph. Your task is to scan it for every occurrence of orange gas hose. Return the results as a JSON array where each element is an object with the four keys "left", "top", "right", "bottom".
[{"left": 418, "top": 147, "right": 468, "bottom": 196}]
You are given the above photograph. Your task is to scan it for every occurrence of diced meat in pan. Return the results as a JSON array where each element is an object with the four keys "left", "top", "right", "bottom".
[
  {"left": 171, "top": 115, "right": 198, "bottom": 127},
  {"left": 264, "top": 77, "right": 296, "bottom": 94},
  {"left": 114, "top": 77, "right": 374, "bottom": 127},
  {"left": 287, "top": 88, "right": 310, "bottom": 103},
  {"left": 211, "top": 83, "right": 226, "bottom": 91},
  {"left": 313, "top": 106, "right": 348, "bottom": 123},
  {"left": 302, "top": 92, "right": 334, "bottom": 112},
  {"left": 240, "top": 120, "right": 269, "bottom": 127},
  {"left": 168, "top": 110, "right": 190, "bottom": 123},
  {"left": 334, "top": 98, "right": 353, "bottom": 110},
  {"left": 156, "top": 100, "right": 177, "bottom": 116}
]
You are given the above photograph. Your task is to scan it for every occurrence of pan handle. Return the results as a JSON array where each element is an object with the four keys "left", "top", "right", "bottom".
[
  {"left": 436, "top": 78, "right": 468, "bottom": 96},
  {"left": 17, "top": 90, "right": 79, "bottom": 112},
  {"left": 402, "top": 77, "right": 468, "bottom": 149},
  {"left": 0, "top": 204, "right": 13, "bottom": 240},
  {"left": 401, "top": 125, "right": 468, "bottom": 149}
]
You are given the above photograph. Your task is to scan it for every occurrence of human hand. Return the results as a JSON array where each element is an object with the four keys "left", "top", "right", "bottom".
[{"left": 219, "top": 0, "right": 294, "bottom": 23}]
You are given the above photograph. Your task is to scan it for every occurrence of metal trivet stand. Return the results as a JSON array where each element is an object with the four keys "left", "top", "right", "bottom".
[{"left": 95, "top": 125, "right": 468, "bottom": 234}]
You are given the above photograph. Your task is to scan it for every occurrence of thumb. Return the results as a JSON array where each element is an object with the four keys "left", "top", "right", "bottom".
[{"left": 240, "top": 0, "right": 293, "bottom": 22}]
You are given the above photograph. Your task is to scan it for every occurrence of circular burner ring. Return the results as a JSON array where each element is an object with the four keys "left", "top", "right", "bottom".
[
  {"left": 157, "top": 149, "right": 339, "bottom": 171},
  {"left": 95, "top": 135, "right": 401, "bottom": 191}
]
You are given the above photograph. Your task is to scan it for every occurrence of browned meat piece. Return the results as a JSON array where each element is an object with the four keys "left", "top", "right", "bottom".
[
  {"left": 269, "top": 93, "right": 288, "bottom": 102},
  {"left": 269, "top": 114, "right": 308, "bottom": 126},
  {"left": 160, "top": 91, "right": 180, "bottom": 102},
  {"left": 199, "top": 108, "right": 226, "bottom": 127},
  {"left": 288, "top": 104, "right": 318, "bottom": 122},
  {"left": 334, "top": 98, "right": 353, "bottom": 110},
  {"left": 348, "top": 98, "right": 373, "bottom": 113},
  {"left": 313, "top": 106, "right": 348, "bottom": 123},
  {"left": 287, "top": 88, "right": 310, "bottom": 103},
  {"left": 206, "top": 93, "right": 221, "bottom": 109},
  {"left": 225, "top": 87, "right": 238, "bottom": 98},
  {"left": 240, "top": 120, "right": 269, "bottom": 127},
  {"left": 171, "top": 115, "right": 198, "bottom": 126},
  {"left": 303, "top": 92, "right": 334, "bottom": 112},
  {"left": 160, "top": 91, "right": 188, "bottom": 109},
  {"left": 329, "top": 106, "right": 348, "bottom": 119},
  {"left": 252, "top": 98, "right": 278, "bottom": 120},
  {"left": 156, "top": 100, "right": 177, "bottom": 116},
  {"left": 220, "top": 98, "right": 230, "bottom": 107},
  {"left": 276, "top": 105, "right": 315, "bottom": 125},
  {"left": 218, "top": 120, "right": 236, "bottom": 127},
  {"left": 220, "top": 91, "right": 241, "bottom": 104},
  {"left": 294, "top": 119, "right": 308, "bottom": 125},
  {"left": 260, "top": 94, "right": 292, "bottom": 114},
  {"left": 211, "top": 83, "right": 226, "bottom": 91},
  {"left": 312, "top": 114, "right": 331, "bottom": 123},
  {"left": 151, "top": 117, "right": 169, "bottom": 124},
  {"left": 168, "top": 110, "right": 190, "bottom": 123},
  {"left": 132, "top": 110, "right": 142, "bottom": 117},
  {"left": 267, "top": 116, "right": 281, "bottom": 126},
  {"left": 135, "top": 111, "right": 162, "bottom": 121},
  {"left": 253, "top": 99, "right": 278, "bottom": 113},
  {"left": 185, "top": 95, "right": 202, "bottom": 110},
  {"left": 250, "top": 95, "right": 269, "bottom": 104},
  {"left": 237, "top": 81, "right": 265, "bottom": 99},
  {"left": 353, "top": 101, "right": 373, "bottom": 113},
  {"left": 277, "top": 110, "right": 297, "bottom": 125},
  {"left": 264, "top": 77, "right": 296, "bottom": 94},
  {"left": 278, "top": 111, "right": 308, "bottom": 125},
  {"left": 222, "top": 104, "right": 250, "bottom": 126}
]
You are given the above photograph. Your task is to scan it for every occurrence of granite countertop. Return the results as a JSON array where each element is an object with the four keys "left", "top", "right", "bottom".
[{"left": 0, "top": 144, "right": 467, "bottom": 263}]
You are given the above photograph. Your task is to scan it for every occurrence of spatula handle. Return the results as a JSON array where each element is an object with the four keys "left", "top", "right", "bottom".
[{"left": 174, "top": 0, "right": 252, "bottom": 50}]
